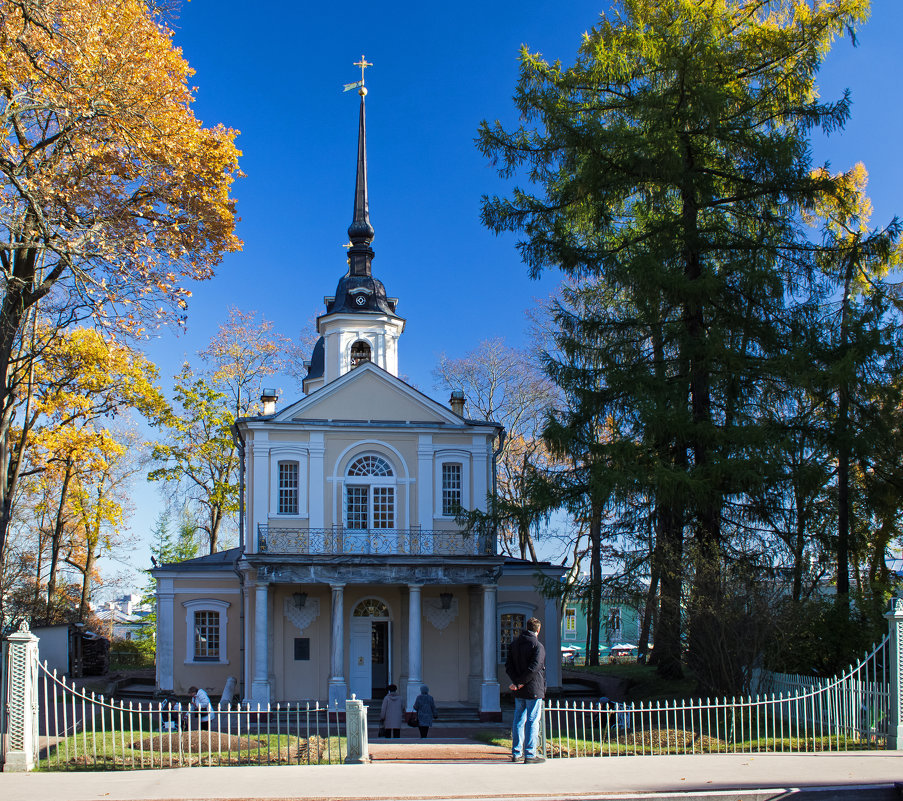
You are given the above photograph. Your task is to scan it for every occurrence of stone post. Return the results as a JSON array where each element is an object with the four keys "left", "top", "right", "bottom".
[
  {"left": 885, "top": 596, "right": 903, "bottom": 750},
  {"left": 344, "top": 696, "right": 369, "bottom": 764},
  {"left": 1, "top": 621, "right": 40, "bottom": 772}
]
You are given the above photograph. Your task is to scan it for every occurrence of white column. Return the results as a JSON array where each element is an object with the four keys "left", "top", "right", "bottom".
[
  {"left": 328, "top": 583, "right": 347, "bottom": 709},
  {"left": 406, "top": 584, "right": 422, "bottom": 709},
  {"left": 250, "top": 580, "right": 271, "bottom": 704},
  {"left": 309, "top": 432, "right": 325, "bottom": 528},
  {"left": 155, "top": 578, "right": 174, "bottom": 691},
  {"left": 480, "top": 583, "right": 501, "bottom": 719}
]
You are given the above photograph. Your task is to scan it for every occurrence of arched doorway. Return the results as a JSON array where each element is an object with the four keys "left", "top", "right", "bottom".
[{"left": 349, "top": 598, "right": 391, "bottom": 700}]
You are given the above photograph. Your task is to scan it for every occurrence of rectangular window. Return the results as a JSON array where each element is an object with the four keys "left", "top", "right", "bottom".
[
  {"left": 294, "top": 638, "right": 310, "bottom": 661},
  {"left": 441, "top": 463, "right": 463, "bottom": 516},
  {"left": 564, "top": 607, "right": 577, "bottom": 640},
  {"left": 194, "top": 611, "right": 220, "bottom": 661},
  {"left": 278, "top": 462, "right": 299, "bottom": 515},
  {"left": 500, "top": 613, "right": 525, "bottom": 663},
  {"left": 346, "top": 486, "right": 368, "bottom": 529},
  {"left": 372, "top": 486, "right": 395, "bottom": 528}
]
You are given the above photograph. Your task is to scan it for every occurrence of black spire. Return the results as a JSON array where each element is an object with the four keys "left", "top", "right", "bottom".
[{"left": 347, "top": 92, "right": 374, "bottom": 277}]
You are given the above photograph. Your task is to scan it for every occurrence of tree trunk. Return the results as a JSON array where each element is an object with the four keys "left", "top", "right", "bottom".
[
  {"left": 586, "top": 501, "right": 603, "bottom": 667},
  {"left": 46, "top": 460, "right": 74, "bottom": 617}
]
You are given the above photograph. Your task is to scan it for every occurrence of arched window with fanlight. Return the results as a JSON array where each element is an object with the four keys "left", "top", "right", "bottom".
[{"left": 345, "top": 454, "right": 395, "bottom": 529}]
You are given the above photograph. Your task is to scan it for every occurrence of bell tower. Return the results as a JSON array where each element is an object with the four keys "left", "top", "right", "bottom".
[{"left": 303, "top": 58, "right": 405, "bottom": 395}]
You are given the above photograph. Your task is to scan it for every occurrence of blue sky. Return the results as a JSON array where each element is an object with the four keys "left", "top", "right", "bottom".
[{"left": 98, "top": 1, "right": 903, "bottom": 595}]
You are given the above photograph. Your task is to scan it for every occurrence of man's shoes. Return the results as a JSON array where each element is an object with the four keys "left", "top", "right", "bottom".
[
  {"left": 524, "top": 756, "right": 546, "bottom": 764},
  {"left": 511, "top": 755, "right": 522, "bottom": 762}
]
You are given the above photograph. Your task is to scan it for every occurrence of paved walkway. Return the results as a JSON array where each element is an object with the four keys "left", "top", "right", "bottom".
[{"left": 1, "top": 743, "right": 901, "bottom": 801}]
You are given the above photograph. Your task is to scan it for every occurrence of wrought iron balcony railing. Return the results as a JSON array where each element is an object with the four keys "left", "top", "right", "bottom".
[{"left": 256, "top": 525, "right": 493, "bottom": 557}]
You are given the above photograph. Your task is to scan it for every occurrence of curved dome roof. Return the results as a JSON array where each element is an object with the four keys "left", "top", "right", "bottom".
[{"left": 326, "top": 271, "right": 398, "bottom": 316}]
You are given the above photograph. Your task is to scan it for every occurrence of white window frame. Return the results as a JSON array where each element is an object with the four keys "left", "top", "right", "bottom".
[
  {"left": 268, "top": 447, "right": 308, "bottom": 519},
  {"left": 434, "top": 451, "right": 470, "bottom": 519},
  {"left": 344, "top": 453, "right": 397, "bottom": 530},
  {"left": 564, "top": 606, "right": 577, "bottom": 641},
  {"left": 497, "top": 601, "right": 537, "bottom": 663},
  {"left": 183, "top": 599, "right": 230, "bottom": 665},
  {"left": 277, "top": 461, "right": 299, "bottom": 515}
]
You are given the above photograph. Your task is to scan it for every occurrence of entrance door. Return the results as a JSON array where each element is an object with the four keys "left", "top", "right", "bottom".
[
  {"left": 349, "top": 619, "right": 371, "bottom": 699},
  {"left": 371, "top": 621, "right": 389, "bottom": 695}
]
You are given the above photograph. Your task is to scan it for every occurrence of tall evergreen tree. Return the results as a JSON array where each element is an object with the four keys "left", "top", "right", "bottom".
[{"left": 479, "top": 0, "right": 870, "bottom": 691}]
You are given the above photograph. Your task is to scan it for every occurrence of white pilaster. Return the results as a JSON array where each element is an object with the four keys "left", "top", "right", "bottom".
[
  {"left": 417, "top": 436, "right": 433, "bottom": 530},
  {"left": 309, "top": 432, "right": 325, "bottom": 528},
  {"left": 156, "top": 578, "right": 174, "bottom": 691},
  {"left": 250, "top": 433, "right": 269, "bottom": 552},
  {"left": 250, "top": 580, "right": 271, "bottom": 704},
  {"left": 480, "top": 583, "right": 501, "bottom": 718},
  {"left": 328, "top": 583, "right": 347, "bottom": 709},
  {"left": 472, "top": 435, "right": 489, "bottom": 512},
  {"left": 406, "top": 584, "right": 423, "bottom": 709}
]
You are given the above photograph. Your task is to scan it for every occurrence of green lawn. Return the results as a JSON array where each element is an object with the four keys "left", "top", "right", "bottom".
[
  {"left": 37, "top": 729, "right": 346, "bottom": 770},
  {"left": 474, "top": 727, "right": 883, "bottom": 757}
]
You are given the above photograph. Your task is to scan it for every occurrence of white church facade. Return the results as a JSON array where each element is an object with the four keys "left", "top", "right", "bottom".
[{"left": 153, "top": 85, "right": 564, "bottom": 718}]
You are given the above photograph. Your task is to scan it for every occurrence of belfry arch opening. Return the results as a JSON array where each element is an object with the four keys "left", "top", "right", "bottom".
[{"left": 350, "top": 340, "right": 371, "bottom": 367}]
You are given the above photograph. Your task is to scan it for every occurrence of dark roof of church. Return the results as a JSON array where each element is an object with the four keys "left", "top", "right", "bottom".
[
  {"left": 305, "top": 336, "right": 325, "bottom": 382},
  {"left": 154, "top": 547, "right": 241, "bottom": 572},
  {"left": 325, "top": 271, "right": 398, "bottom": 316}
]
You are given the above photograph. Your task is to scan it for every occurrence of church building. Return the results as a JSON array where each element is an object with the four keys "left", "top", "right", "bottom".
[{"left": 153, "top": 80, "right": 564, "bottom": 719}]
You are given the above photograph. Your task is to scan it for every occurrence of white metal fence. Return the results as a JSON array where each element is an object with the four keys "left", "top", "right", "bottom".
[
  {"left": 32, "top": 661, "right": 348, "bottom": 770},
  {"left": 542, "top": 632, "right": 895, "bottom": 758}
]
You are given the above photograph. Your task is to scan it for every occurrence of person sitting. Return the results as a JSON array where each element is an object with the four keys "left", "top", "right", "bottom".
[{"left": 183, "top": 685, "right": 216, "bottom": 730}]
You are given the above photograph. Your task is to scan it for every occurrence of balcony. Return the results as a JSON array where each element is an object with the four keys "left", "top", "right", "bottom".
[{"left": 256, "top": 525, "right": 493, "bottom": 557}]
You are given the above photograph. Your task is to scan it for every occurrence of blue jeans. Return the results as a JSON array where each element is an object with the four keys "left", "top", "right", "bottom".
[{"left": 511, "top": 697, "right": 543, "bottom": 759}]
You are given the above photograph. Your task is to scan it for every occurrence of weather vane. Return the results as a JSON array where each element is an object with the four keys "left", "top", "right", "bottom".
[{"left": 343, "top": 55, "right": 373, "bottom": 96}]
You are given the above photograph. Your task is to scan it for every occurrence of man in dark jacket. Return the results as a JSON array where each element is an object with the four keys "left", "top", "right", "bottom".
[{"left": 504, "top": 617, "right": 546, "bottom": 763}]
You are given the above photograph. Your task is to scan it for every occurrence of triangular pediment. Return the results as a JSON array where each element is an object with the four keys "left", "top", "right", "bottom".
[{"left": 273, "top": 363, "right": 464, "bottom": 425}]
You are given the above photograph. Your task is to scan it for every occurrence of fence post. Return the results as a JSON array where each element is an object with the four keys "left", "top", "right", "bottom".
[
  {"left": 344, "top": 695, "right": 369, "bottom": 764},
  {"left": 886, "top": 596, "right": 903, "bottom": 751},
  {"left": 1, "top": 621, "right": 40, "bottom": 772}
]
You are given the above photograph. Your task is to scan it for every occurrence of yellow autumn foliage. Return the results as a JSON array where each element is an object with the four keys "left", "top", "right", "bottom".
[{"left": 0, "top": 0, "right": 241, "bottom": 331}]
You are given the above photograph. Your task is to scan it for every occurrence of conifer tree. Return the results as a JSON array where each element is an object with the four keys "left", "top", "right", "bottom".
[{"left": 479, "top": 0, "right": 870, "bottom": 690}]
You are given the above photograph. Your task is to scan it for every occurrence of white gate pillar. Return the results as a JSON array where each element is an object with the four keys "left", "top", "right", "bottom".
[
  {"left": 344, "top": 696, "right": 369, "bottom": 763},
  {"left": 1, "top": 622, "right": 39, "bottom": 772},
  {"left": 885, "top": 596, "right": 903, "bottom": 750}
]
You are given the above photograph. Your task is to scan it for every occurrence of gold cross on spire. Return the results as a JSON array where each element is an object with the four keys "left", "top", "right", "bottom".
[{"left": 354, "top": 55, "right": 373, "bottom": 85}]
